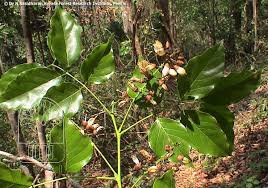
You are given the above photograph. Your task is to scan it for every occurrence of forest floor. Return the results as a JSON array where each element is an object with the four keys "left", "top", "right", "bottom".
[{"left": 175, "top": 72, "right": 268, "bottom": 188}]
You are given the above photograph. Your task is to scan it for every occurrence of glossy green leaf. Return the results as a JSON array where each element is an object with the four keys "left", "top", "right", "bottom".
[
  {"left": 149, "top": 111, "right": 231, "bottom": 157},
  {"left": 203, "top": 70, "right": 261, "bottom": 105},
  {"left": 180, "top": 111, "right": 231, "bottom": 156},
  {"left": 49, "top": 118, "right": 93, "bottom": 173},
  {"left": 0, "top": 162, "right": 33, "bottom": 188},
  {"left": 40, "top": 83, "right": 83, "bottom": 121},
  {"left": 48, "top": 6, "right": 82, "bottom": 68},
  {"left": 80, "top": 38, "right": 115, "bottom": 84},
  {"left": 148, "top": 118, "right": 191, "bottom": 161},
  {"left": 200, "top": 103, "right": 234, "bottom": 151},
  {"left": 0, "top": 63, "right": 40, "bottom": 95},
  {"left": 0, "top": 67, "right": 61, "bottom": 110},
  {"left": 178, "top": 43, "right": 224, "bottom": 99},
  {"left": 153, "top": 170, "right": 175, "bottom": 188}
]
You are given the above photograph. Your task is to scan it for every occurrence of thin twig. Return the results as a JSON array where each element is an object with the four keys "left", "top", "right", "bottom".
[{"left": 0, "top": 151, "right": 51, "bottom": 170}]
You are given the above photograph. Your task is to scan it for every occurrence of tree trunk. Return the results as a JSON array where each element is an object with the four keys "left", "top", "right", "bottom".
[
  {"left": 122, "top": 0, "right": 142, "bottom": 63},
  {"left": 225, "top": 0, "right": 242, "bottom": 65},
  {"left": 244, "top": 0, "right": 254, "bottom": 54},
  {"left": 155, "top": 0, "right": 174, "bottom": 47},
  {"left": 20, "top": 0, "right": 35, "bottom": 63},
  {"left": 253, "top": 0, "right": 258, "bottom": 52},
  {"left": 7, "top": 111, "right": 35, "bottom": 177}
]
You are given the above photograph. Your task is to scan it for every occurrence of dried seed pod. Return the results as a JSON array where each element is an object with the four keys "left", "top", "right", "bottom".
[
  {"left": 182, "top": 158, "right": 191, "bottom": 164},
  {"left": 165, "top": 41, "right": 171, "bottom": 49},
  {"left": 177, "top": 155, "right": 184, "bottom": 161},
  {"left": 93, "top": 129, "right": 97, "bottom": 135},
  {"left": 92, "top": 124, "right": 99, "bottom": 129},
  {"left": 148, "top": 166, "right": 158, "bottom": 173},
  {"left": 131, "top": 155, "right": 140, "bottom": 164},
  {"left": 176, "top": 67, "right": 187, "bottom": 76},
  {"left": 86, "top": 124, "right": 94, "bottom": 131},
  {"left": 162, "top": 63, "right": 170, "bottom": 77},
  {"left": 145, "top": 95, "right": 152, "bottom": 101},
  {"left": 153, "top": 40, "right": 166, "bottom": 56},
  {"left": 156, "top": 163, "right": 162, "bottom": 170},
  {"left": 176, "top": 60, "right": 185, "bottom": 66},
  {"left": 81, "top": 120, "right": 88, "bottom": 127},
  {"left": 158, "top": 78, "right": 165, "bottom": 86},
  {"left": 87, "top": 118, "right": 95, "bottom": 126},
  {"left": 150, "top": 99, "right": 157, "bottom": 106},
  {"left": 146, "top": 63, "right": 156, "bottom": 71},
  {"left": 133, "top": 163, "right": 142, "bottom": 171},
  {"left": 149, "top": 90, "right": 155, "bottom": 95},
  {"left": 162, "top": 84, "right": 168, "bottom": 91},
  {"left": 178, "top": 56, "right": 185, "bottom": 61},
  {"left": 128, "top": 82, "right": 138, "bottom": 92},
  {"left": 169, "top": 68, "right": 177, "bottom": 76},
  {"left": 130, "top": 77, "right": 144, "bottom": 83},
  {"left": 165, "top": 145, "right": 172, "bottom": 152},
  {"left": 166, "top": 163, "right": 175, "bottom": 170}
]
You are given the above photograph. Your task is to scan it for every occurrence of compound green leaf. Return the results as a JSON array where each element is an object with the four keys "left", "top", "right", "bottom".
[
  {"left": 153, "top": 170, "right": 175, "bottom": 188},
  {"left": 148, "top": 118, "right": 190, "bottom": 161},
  {"left": 49, "top": 118, "right": 93, "bottom": 173},
  {"left": 0, "top": 162, "right": 33, "bottom": 188},
  {"left": 48, "top": 6, "right": 82, "bottom": 68},
  {"left": 200, "top": 103, "right": 235, "bottom": 151},
  {"left": 40, "top": 83, "right": 83, "bottom": 121},
  {"left": 0, "top": 63, "right": 40, "bottom": 95},
  {"left": 80, "top": 37, "right": 115, "bottom": 84},
  {"left": 0, "top": 67, "right": 62, "bottom": 110},
  {"left": 203, "top": 70, "right": 261, "bottom": 105},
  {"left": 178, "top": 43, "right": 224, "bottom": 99}
]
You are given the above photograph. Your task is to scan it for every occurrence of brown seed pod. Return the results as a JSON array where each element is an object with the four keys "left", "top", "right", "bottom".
[
  {"left": 176, "top": 60, "right": 185, "bottom": 66},
  {"left": 162, "top": 63, "right": 170, "bottom": 77},
  {"left": 93, "top": 129, "right": 97, "bottom": 135},
  {"left": 133, "top": 163, "right": 142, "bottom": 171},
  {"left": 176, "top": 67, "right": 187, "bottom": 76},
  {"left": 148, "top": 166, "right": 158, "bottom": 173},
  {"left": 165, "top": 41, "right": 171, "bottom": 49},
  {"left": 150, "top": 99, "right": 157, "bottom": 106},
  {"left": 162, "top": 84, "right": 168, "bottom": 91},
  {"left": 177, "top": 155, "right": 184, "bottom": 161},
  {"left": 86, "top": 124, "right": 94, "bottom": 131},
  {"left": 178, "top": 56, "right": 185, "bottom": 61},
  {"left": 165, "top": 145, "right": 173, "bottom": 152},
  {"left": 130, "top": 77, "right": 144, "bottom": 83},
  {"left": 158, "top": 78, "right": 165, "bottom": 86},
  {"left": 128, "top": 82, "right": 138, "bottom": 92},
  {"left": 145, "top": 95, "right": 152, "bottom": 101},
  {"left": 81, "top": 120, "right": 88, "bottom": 127},
  {"left": 169, "top": 68, "right": 177, "bottom": 76},
  {"left": 156, "top": 163, "right": 162, "bottom": 170}
]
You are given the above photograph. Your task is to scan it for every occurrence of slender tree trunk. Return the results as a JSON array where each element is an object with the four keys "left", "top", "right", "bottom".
[
  {"left": 244, "top": 0, "right": 254, "bottom": 54},
  {"left": 253, "top": 0, "right": 258, "bottom": 52},
  {"left": 20, "top": 0, "right": 35, "bottom": 63},
  {"left": 122, "top": 0, "right": 142, "bottom": 63},
  {"left": 7, "top": 111, "right": 35, "bottom": 177}
]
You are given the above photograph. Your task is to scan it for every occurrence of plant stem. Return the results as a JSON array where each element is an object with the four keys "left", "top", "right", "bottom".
[
  {"left": 96, "top": 176, "right": 116, "bottom": 180},
  {"left": 131, "top": 172, "right": 148, "bottom": 188},
  {"left": 121, "top": 114, "right": 153, "bottom": 135},
  {"left": 116, "top": 131, "right": 122, "bottom": 188},
  {"left": 119, "top": 99, "right": 134, "bottom": 132},
  {"left": 31, "top": 177, "right": 67, "bottom": 187},
  {"left": 92, "top": 143, "right": 117, "bottom": 176}
]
